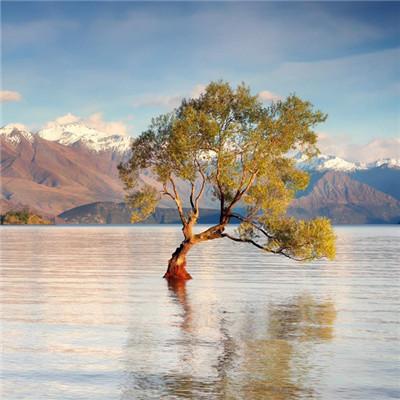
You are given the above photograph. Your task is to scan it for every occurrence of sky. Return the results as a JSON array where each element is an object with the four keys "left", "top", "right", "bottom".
[{"left": 1, "top": 1, "right": 399, "bottom": 162}]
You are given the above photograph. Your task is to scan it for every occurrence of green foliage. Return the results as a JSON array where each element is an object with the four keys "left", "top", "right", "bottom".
[
  {"left": 3, "top": 209, "right": 50, "bottom": 225},
  {"left": 126, "top": 185, "right": 159, "bottom": 223},
  {"left": 261, "top": 217, "right": 336, "bottom": 260},
  {"left": 4, "top": 209, "right": 30, "bottom": 224},
  {"left": 119, "top": 80, "right": 335, "bottom": 261}
]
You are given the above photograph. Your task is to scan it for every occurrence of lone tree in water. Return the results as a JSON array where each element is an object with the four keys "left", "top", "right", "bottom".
[{"left": 119, "top": 81, "right": 335, "bottom": 280}]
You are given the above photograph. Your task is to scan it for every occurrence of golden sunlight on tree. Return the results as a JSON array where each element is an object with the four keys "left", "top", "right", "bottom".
[{"left": 119, "top": 81, "right": 336, "bottom": 280}]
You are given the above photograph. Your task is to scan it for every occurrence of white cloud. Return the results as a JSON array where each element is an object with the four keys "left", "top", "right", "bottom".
[
  {"left": 133, "top": 83, "right": 207, "bottom": 109},
  {"left": 350, "top": 138, "right": 400, "bottom": 163},
  {"left": 0, "top": 90, "right": 22, "bottom": 102},
  {"left": 132, "top": 94, "right": 182, "bottom": 109},
  {"left": 258, "top": 90, "right": 281, "bottom": 102},
  {"left": 44, "top": 112, "right": 129, "bottom": 136},
  {"left": 190, "top": 84, "right": 206, "bottom": 98},
  {"left": 84, "top": 112, "right": 128, "bottom": 135},
  {"left": 52, "top": 112, "right": 80, "bottom": 125},
  {"left": 318, "top": 132, "right": 400, "bottom": 163}
]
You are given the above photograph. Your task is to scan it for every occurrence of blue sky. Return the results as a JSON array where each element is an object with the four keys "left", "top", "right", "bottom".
[{"left": 1, "top": 1, "right": 399, "bottom": 161}]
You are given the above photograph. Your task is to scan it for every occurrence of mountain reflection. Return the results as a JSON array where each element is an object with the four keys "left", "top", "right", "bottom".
[{"left": 121, "top": 282, "right": 336, "bottom": 400}]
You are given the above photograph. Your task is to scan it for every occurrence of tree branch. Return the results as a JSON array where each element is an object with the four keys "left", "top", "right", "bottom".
[
  {"left": 221, "top": 232, "right": 265, "bottom": 250},
  {"left": 215, "top": 154, "right": 225, "bottom": 223},
  {"left": 186, "top": 160, "right": 207, "bottom": 227},
  {"left": 194, "top": 160, "right": 206, "bottom": 213},
  {"left": 168, "top": 176, "right": 187, "bottom": 225},
  {"left": 223, "top": 169, "right": 258, "bottom": 218},
  {"left": 195, "top": 222, "right": 226, "bottom": 242},
  {"left": 229, "top": 213, "right": 274, "bottom": 239},
  {"left": 221, "top": 233, "right": 314, "bottom": 262},
  {"left": 162, "top": 183, "right": 175, "bottom": 201},
  {"left": 189, "top": 182, "right": 196, "bottom": 211}
]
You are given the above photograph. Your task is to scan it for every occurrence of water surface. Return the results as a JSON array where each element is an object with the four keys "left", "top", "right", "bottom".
[{"left": 1, "top": 225, "right": 399, "bottom": 399}]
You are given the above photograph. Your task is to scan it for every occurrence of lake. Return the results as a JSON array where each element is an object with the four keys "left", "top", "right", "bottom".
[{"left": 1, "top": 225, "right": 399, "bottom": 399}]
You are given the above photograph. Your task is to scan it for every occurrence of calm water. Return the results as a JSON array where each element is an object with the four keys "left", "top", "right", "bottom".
[{"left": 1, "top": 225, "right": 399, "bottom": 400}]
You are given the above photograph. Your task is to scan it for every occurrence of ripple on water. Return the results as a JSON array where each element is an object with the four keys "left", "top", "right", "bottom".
[{"left": 1, "top": 225, "right": 399, "bottom": 399}]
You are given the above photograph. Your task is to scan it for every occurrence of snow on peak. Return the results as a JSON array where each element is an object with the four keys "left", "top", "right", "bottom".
[
  {"left": 37, "top": 122, "right": 132, "bottom": 153},
  {"left": 295, "top": 152, "right": 400, "bottom": 172},
  {"left": 0, "top": 123, "right": 34, "bottom": 144},
  {"left": 369, "top": 158, "right": 400, "bottom": 169},
  {"left": 294, "top": 152, "right": 365, "bottom": 172}
]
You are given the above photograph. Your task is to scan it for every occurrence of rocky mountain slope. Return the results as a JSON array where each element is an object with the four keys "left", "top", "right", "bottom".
[
  {"left": 0, "top": 123, "right": 218, "bottom": 215},
  {"left": 290, "top": 172, "right": 400, "bottom": 224},
  {"left": 1, "top": 124, "right": 127, "bottom": 214}
]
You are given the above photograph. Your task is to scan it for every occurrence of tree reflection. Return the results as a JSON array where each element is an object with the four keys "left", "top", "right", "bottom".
[
  {"left": 268, "top": 294, "right": 336, "bottom": 342},
  {"left": 162, "top": 280, "right": 238, "bottom": 399},
  {"left": 121, "top": 284, "right": 336, "bottom": 400},
  {"left": 167, "top": 279, "right": 193, "bottom": 333},
  {"left": 239, "top": 295, "right": 336, "bottom": 400}
]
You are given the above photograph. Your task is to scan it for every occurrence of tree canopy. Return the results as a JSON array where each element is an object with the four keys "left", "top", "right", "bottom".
[{"left": 119, "top": 81, "right": 335, "bottom": 278}]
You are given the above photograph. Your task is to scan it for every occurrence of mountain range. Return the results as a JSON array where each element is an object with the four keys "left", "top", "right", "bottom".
[{"left": 1, "top": 122, "right": 399, "bottom": 224}]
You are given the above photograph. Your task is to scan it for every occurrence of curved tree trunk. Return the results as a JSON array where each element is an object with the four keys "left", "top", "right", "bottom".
[{"left": 163, "top": 240, "right": 193, "bottom": 280}]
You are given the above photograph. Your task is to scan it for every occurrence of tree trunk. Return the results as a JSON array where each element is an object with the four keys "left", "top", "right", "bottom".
[{"left": 163, "top": 240, "right": 193, "bottom": 280}]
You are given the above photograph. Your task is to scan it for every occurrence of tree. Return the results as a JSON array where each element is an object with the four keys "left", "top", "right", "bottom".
[
  {"left": 118, "top": 81, "right": 335, "bottom": 280},
  {"left": 3, "top": 209, "right": 51, "bottom": 225}
]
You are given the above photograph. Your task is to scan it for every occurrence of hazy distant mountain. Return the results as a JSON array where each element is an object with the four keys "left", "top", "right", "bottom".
[
  {"left": 290, "top": 171, "right": 400, "bottom": 224},
  {"left": 59, "top": 202, "right": 221, "bottom": 224},
  {"left": 294, "top": 153, "right": 400, "bottom": 202},
  {"left": 368, "top": 158, "right": 400, "bottom": 169},
  {"left": 351, "top": 164, "right": 400, "bottom": 201},
  {"left": 1, "top": 122, "right": 399, "bottom": 224}
]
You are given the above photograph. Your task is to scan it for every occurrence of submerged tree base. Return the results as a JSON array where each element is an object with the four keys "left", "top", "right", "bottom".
[
  {"left": 163, "top": 241, "right": 193, "bottom": 280},
  {"left": 163, "top": 262, "right": 192, "bottom": 281}
]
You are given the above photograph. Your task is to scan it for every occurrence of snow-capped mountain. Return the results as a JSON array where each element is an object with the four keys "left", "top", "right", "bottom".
[
  {"left": 1, "top": 123, "right": 397, "bottom": 171},
  {"left": 1, "top": 122, "right": 132, "bottom": 154},
  {"left": 294, "top": 153, "right": 400, "bottom": 171},
  {"left": 0, "top": 124, "right": 34, "bottom": 144},
  {"left": 368, "top": 158, "right": 400, "bottom": 169},
  {"left": 294, "top": 152, "right": 366, "bottom": 172},
  {"left": 37, "top": 122, "right": 132, "bottom": 153}
]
